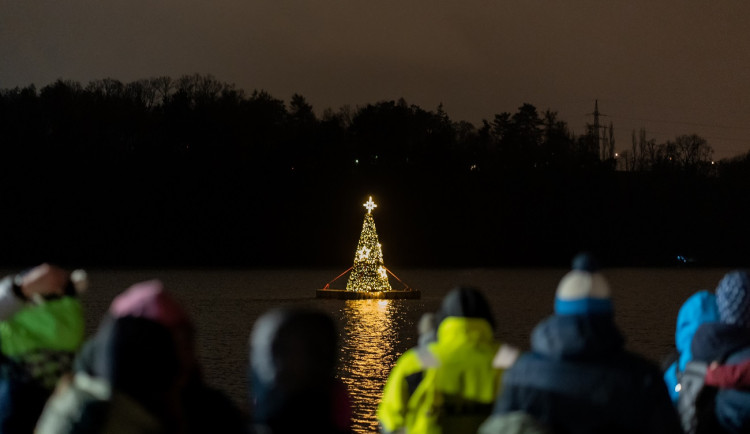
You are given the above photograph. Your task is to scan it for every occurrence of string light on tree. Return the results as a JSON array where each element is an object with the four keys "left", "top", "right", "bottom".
[
  {"left": 357, "top": 247, "right": 371, "bottom": 261},
  {"left": 346, "top": 196, "right": 392, "bottom": 292},
  {"left": 378, "top": 266, "right": 388, "bottom": 279}
]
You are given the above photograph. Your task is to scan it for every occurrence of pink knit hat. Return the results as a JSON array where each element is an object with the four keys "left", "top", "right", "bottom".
[{"left": 109, "top": 279, "right": 192, "bottom": 330}]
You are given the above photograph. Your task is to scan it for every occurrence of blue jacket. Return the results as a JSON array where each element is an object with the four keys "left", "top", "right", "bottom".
[
  {"left": 664, "top": 290, "right": 719, "bottom": 404},
  {"left": 691, "top": 322, "right": 750, "bottom": 433},
  {"left": 493, "top": 314, "right": 682, "bottom": 434}
]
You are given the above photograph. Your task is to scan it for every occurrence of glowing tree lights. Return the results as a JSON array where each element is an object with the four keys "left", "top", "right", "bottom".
[
  {"left": 346, "top": 197, "right": 393, "bottom": 292},
  {"left": 316, "top": 196, "right": 418, "bottom": 299}
]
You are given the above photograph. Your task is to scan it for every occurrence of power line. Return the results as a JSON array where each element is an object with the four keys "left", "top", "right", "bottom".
[
  {"left": 608, "top": 115, "right": 750, "bottom": 132},
  {"left": 596, "top": 98, "right": 750, "bottom": 120}
]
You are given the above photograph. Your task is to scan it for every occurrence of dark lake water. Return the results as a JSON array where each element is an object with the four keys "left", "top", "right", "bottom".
[{"left": 43, "top": 267, "right": 734, "bottom": 433}]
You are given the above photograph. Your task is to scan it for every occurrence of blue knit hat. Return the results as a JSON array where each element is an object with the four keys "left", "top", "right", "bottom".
[
  {"left": 554, "top": 253, "right": 612, "bottom": 315},
  {"left": 716, "top": 270, "right": 750, "bottom": 328}
]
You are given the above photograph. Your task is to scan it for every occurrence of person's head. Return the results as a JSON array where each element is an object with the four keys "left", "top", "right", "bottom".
[
  {"left": 716, "top": 270, "right": 750, "bottom": 329},
  {"left": 104, "top": 316, "right": 180, "bottom": 418},
  {"left": 249, "top": 308, "right": 340, "bottom": 426},
  {"left": 108, "top": 280, "right": 197, "bottom": 384},
  {"left": 435, "top": 286, "right": 495, "bottom": 330},
  {"left": 554, "top": 252, "right": 612, "bottom": 316},
  {"left": 250, "top": 308, "right": 338, "bottom": 394}
]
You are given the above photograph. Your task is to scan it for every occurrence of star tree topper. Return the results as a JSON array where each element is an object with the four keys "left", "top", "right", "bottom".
[{"left": 364, "top": 196, "right": 377, "bottom": 214}]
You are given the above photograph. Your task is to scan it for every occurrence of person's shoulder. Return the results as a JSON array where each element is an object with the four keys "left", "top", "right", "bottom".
[
  {"left": 36, "top": 373, "right": 111, "bottom": 434},
  {"left": 614, "top": 350, "right": 664, "bottom": 377},
  {"left": 609, "top": 351, "right": 679, "bottom": 401},
  {"left": 183, "top": 383, "right": 247, "bottom": 433},
  {"left": 500, "top": 350, "right": 554, "bottom": 386},
  {"left": 186, "top": 382, "right": 241, "bottom": 411},
  {"left": 395, "top": 346, "right": 426, "bottom": 367},
  {"left": 726, "top": 345, "right": 750, "bottom": 364}
]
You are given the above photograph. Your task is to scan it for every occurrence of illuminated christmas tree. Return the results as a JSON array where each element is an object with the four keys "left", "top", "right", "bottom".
[{"left": 346, "top": 197, "right": 393, "bottom": 292}]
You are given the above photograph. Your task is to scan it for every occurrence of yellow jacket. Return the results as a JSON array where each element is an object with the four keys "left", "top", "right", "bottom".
[{"left": 377, "top": 316, "right": 507, "bottom": 434}]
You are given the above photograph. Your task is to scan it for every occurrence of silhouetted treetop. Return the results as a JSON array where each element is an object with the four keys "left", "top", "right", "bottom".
[{"left": 1, "top": 75, "right": 747, "bottom": 268}]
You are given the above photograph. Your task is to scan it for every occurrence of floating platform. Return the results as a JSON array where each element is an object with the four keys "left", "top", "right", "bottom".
[
  {"left": 316, "top": 288, "right": 421, "bottom": 300},
  {"left": 318, "top": 265, "right": 419, "bottom": 299}
]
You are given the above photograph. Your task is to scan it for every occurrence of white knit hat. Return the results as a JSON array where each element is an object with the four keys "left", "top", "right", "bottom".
[{"left": 554, "top": 253, "right": 612, "bottom": 315}]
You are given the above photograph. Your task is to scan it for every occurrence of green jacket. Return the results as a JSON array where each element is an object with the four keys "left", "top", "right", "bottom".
[
  {"left": 377, "top": 316, "right": 505, "bottom": 434},
  {"left": 1, "top": 296, "right": 84, "bottom": 357},
  {"left": 0, "top": 295, "right": 84, "bottom": 389}
]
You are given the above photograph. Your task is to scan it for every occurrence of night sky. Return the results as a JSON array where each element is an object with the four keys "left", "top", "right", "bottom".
[{"left": 2, "top": 1, "right": 749, "bottom": 159}]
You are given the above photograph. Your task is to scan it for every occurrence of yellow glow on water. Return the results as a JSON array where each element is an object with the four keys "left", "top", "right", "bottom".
[{"left": 339, "top": 299, "right": 401, "bottom": 433}]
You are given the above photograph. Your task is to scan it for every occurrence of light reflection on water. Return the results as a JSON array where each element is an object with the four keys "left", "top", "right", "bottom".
[{"left": 338, "top": 300, "right": 406, "bottom": 433}]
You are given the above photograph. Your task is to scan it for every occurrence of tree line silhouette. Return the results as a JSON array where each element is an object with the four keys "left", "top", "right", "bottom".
[{"left": 1, "top": 74, "right": 749, "bottom": 268}]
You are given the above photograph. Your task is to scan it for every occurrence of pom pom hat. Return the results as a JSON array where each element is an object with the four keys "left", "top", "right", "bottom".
[
  {"left": 716, "top": 270, "right": 750, "bottom": 329},
  {"left": 554, "top": 253, "right": 613, "bottom": 315}
]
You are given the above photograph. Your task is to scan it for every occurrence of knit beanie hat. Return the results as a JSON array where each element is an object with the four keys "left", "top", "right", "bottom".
[
  {"left": 716, "top": 270, "right": 750, "bottom": 328},
  {"left": 554, "top": 253, "right": 612, "bottom": 315}
]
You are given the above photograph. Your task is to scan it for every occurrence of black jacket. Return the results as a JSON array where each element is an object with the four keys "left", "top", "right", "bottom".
[{"left": 493, "top": 314, "right": 682, "bottom": 434}]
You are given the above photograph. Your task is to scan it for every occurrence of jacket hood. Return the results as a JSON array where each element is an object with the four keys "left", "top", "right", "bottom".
[
  {"left": 530, "top": 314, "right": 624, "bottom": 359},
  {"left": 433, "top": 316, "right": 495, "bottom": 353},
  {"left": 435, "top": 287, "right": 495, "bottom": 331},
  {"left": 675, "top": 290, "right": 719, "bottom": 369}
]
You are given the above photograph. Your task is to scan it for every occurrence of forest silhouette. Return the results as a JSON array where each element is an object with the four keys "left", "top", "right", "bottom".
[{"left": 2, "top": 74, "right": 749, "bottom": 269}]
